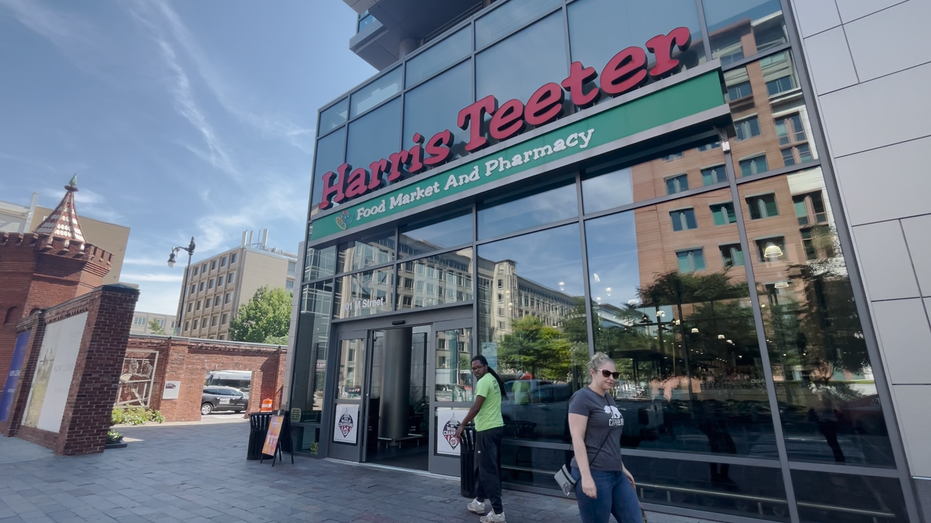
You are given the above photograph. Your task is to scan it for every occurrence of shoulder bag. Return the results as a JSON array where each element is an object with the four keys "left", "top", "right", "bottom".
[{"left": 554, "top": 393, "right": 613, "bottom": 496}]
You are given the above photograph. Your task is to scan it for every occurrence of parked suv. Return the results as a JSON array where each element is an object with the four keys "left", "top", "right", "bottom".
[{"left": 202, "top": 386, "right": 247, "bottom": 415}]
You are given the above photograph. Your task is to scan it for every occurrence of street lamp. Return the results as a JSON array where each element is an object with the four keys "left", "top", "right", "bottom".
[{"left": 168, "top": 237, "right": 196, "bottom": 335}]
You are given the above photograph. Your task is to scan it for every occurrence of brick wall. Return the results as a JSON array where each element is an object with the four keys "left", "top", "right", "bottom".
[
  {"left": 124, "top": 336, "right": 287, "bottom": 422},
  {"left": 1, "top": 284, "right": 138, "bottom": 456}
]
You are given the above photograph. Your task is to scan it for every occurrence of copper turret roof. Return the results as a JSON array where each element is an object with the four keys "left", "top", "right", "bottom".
[{"left": 33, "top": 175, "right": 86, "bottom": 243}]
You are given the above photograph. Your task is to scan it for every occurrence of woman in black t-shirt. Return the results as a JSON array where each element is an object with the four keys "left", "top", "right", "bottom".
[{"left": 568, "top": 352, "right": 642, "bottom": 523}]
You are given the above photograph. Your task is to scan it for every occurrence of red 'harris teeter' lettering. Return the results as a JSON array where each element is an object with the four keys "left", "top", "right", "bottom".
[{"left": 318, "top": 27, "right": 692, "bottom": 211}]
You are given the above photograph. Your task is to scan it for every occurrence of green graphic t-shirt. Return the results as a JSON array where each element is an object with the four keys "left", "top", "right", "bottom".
[{"left": 474, "top": 373, "right": 504, "bottom": 432}]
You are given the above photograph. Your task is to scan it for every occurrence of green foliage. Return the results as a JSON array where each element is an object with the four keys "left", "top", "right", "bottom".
[
  {"left": 111, "top": 407, "right": 165, "bottom": 426},
  {"left": 228, "top": 286, "right": 293, "bottom": 344},
  {"left": 147, "top": 319, "right": 167, "bottom": 335},
  {"left": 497, "top": 315, "right": 585, "bottom": 381},
  {"left": 107, "top": 430, "right": 124, "bottom": 444}
]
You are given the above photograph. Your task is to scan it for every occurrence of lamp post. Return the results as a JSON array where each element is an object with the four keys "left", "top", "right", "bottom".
[{"left": 168, "top": 237, "right": 195, "bottom": 335}]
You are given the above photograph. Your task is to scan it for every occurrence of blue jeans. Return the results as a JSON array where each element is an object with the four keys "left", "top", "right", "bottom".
[{"left": 572, "top": 467, "right": 642, "bottom": 523}]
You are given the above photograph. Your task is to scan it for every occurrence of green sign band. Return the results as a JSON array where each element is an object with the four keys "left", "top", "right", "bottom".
[{"left": 311, "top": 69, "right": 725, "bottom": 240}]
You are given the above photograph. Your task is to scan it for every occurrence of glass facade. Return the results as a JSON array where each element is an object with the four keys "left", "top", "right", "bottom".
[{"left": 296, "top": 1, "right": 914, "bottom": 521}]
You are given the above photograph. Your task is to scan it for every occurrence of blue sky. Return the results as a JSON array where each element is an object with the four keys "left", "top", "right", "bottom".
[{"left": 0, "top": 0, "right": 377, "bottom": 314}]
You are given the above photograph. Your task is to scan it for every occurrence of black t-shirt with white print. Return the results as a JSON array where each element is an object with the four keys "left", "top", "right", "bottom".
[{"left": 569, "top": 386, "right": 624, "bottom": 471}]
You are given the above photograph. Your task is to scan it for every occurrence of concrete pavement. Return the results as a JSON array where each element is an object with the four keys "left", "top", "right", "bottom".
[{"left": 0, "top": 415, "right": 719, "bottom": 523}]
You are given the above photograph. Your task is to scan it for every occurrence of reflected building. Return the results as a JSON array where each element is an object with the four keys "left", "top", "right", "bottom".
[{"left": 289, "top": 1, "right": 930, "bottom": 521}]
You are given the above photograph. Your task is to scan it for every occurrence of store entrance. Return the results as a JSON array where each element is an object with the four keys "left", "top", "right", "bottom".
[{"left": 327, "top": 310, "right": 473, "bottom": 476}]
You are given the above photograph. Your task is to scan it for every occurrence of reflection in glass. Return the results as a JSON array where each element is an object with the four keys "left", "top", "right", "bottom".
[
  {"left": 502, "top": 445, "right": 572, "bottom": 489},
  {"left": 568, "top": 0, "right": 704, "bottom": 89},
  {"left": 292, "top": 280, "right": 334, "bottom": 423},
  {"left": 396, "top": 249, "right": 474, "bottom": 310},
  {"left": 581, "top": 165, "right": 633, "bottom": 214},
  {"left": 702, "top": 0, "right": 785, "bottom": 63},
  {"left": 475, "top": 0, "right": 562, "bottom": 49},
  {"left": 792, "top": 470, "right": 908, "bottom": 523},
  {"left": 337, "top": 338, "right": 365, "bottom": 400},
  {"left": 585, "top": 200, "right": 777, "bottom": 459},
  {"left": 625, "top": 455, "right": 789, "bottom": 521},
  {"left": 478, "top": 182, "right": 578, "bottom": 240},
  {"left": 319, "top": 98, "right": 349, "bottom": 132},
  {"left": 477, "top": 225, "right": 588, "bottom": 443},
  {"left": 403, "top": 61, "right": 472, "bottom": 154},
  {"left": 311, "top": 126, "right": 346, "bottom": 210},
  {"left": 436, "top": 328, "right": 474, "bottom": 402},
  {"left": 399, "top": 212, "right": 473, "bottom": 258},
  {"left": 476, "top": 12, "right": 567, "bottom": 106},
  {"left": 406, "top": 27, "right": 471, "bottom": 87},
  {"left": 335, "top": 268, "right": 393, "bottom": 319},
  {"left": 338, "top": 232, "right": 396, "bottom": 273},
  {"left": 727, "top": 53, "right": 818, "bottom": 177},
  {"left": 305, "top": 245, "right": 336, "bottom": 281},
  {"left": 739, "top": 169, "right": 896, "bottom": 467},
  {"left": 350, "top": 67, "right": 402, "bottom": 118},
  {"left": 346, "top": 98, "right": 402, "bottom": 175}
]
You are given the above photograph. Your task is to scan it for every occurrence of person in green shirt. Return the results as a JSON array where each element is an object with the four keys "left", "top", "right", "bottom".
[{"left": 454, "top": 355, "right": 507, "bottom": 523}]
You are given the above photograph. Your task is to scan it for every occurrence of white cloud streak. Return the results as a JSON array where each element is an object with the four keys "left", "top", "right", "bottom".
[{"left": 121, "top": 272, "right": 184, "bottom": 283}]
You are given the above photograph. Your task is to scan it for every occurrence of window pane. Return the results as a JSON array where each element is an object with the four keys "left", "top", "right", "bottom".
[
  {"left": 406, "top": 27, "right": 471, "bottom": 87},
  {"left": 311, "top": 126, "right": 346, "bottom": 212},
  {"left": 346, "top": 98, "right": 401, "bottom": 177},
  {"left": 349, "top": 67, "right": 402, "bottom": 118},
  {"left": 338, "top": 232, "right": 396, "bottom": 273},
  {"left": 477, "top": 224, "right": 587, "bottom": 446},
  {"left": 703, "top": 0, "right": 785, "bottom": 61},
  {"left": 568, "top": 0, "right": 703, "bottom": 87},
  {"left": 739, "top": 169, "right": 897, "bottom": 467},
  {"left": 435, "top": 328, "right": 474, "bottom": 402},
  {"left": 305, "top": 245, "right": 337, "bottom": 281},
  {"left": 475, "top": 0, "right": 562, "bottom": 49},
  {"left": 334, "top": 268, "right": 393, "bottom": 319},
  {"left": 476, "top": 13, "right": 567, "bottom": 106},
  {"left": 793, "top": 471, "right": 908, "bottom": 523},
  {"left": 319, "top": 98, "right": 349, "bottom": 133},
  {"left": 628, "top": 456, "right": 788, "bottom": 521},
  {"left": 399, "top": 212, "right": 473, "bottom": 258},
  {"left": 337, "top": 338, "right": 364, "bottom": 399},
  {"left": 396, "top": 249, "right": 473, "bottom": 310},
  {"left": 702, "top": 165, "right": 727, "bottom": 186},
  {"left": 478, "top": 182, "right": 578, "bottom": 240},
  {"left": 403, "top": 61, "right": 471, "bottom": 152},
  {"left": 583, "top": 138, "right": 726, "bottom": 213},
  {"left": 585, "top": 198, "right": 777, "bottom": 458}
]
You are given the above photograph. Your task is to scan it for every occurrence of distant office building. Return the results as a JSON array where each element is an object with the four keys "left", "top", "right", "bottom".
[
  {"left": 0, "top": 193, "right": 39, "bottom": 233},
  {"left": 130, "top": 311, "right": 176, "bottom": 335},
  {"left": 179, "top": 230, "right": 298, "bottom": 340}
]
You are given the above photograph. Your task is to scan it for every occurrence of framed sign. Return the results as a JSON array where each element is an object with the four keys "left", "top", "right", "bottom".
[
  {"left": 333, "top": 404, "right": 359, "bottom": 444},
  {"left": 0, "top": 332, "right": 30, "bottom": 422},
  {"left": 436, "top": 408, "right": 470, "bottom": 456},
  {"left": 262, "top": 414, "right": 285, "bottom": 456}
]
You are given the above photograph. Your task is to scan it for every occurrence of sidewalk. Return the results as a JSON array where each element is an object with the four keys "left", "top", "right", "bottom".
[{"left": 0, "top": 416, "right": 720, "bottom": 523}]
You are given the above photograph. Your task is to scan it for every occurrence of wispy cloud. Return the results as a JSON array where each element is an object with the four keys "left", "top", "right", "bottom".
[
  {"left": 46, "top": 186, "right": 125, "bottom": 224},
  {"left": 136, "top": 0, "right": 315, "bottom": 154}
]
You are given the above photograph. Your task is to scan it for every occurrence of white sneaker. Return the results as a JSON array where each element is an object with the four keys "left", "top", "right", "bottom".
[
  {"left": 467, "top": 499, "right": 486, "bottom": 514},
  {"left": 479, "top": 510, "right": 506, "bottom": 523}
]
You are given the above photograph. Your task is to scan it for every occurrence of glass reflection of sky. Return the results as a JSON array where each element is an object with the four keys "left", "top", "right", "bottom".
[
  {"left": 582, "top": 167, "right": 634, "bottom": 214},
  {"left": 702, "top": 0, "right": 781, "bottom": 32},
  {"left": 584, "top": 211, "right": 641, "bottom": 308},
  {"left": 478, "top": 224, "right": 584, "bottom": 297},
  {"left": 479, "top": 183, "right": 578, "bottom": 239}
]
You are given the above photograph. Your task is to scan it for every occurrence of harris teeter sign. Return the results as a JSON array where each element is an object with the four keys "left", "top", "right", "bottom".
[{"left": 311, "top": 68, "right": 725, "bottom": 240}]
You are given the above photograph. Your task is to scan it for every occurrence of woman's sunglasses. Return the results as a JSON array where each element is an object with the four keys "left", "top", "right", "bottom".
[{"left": 597, "top": 369, "right": 620, "bottom": 379}]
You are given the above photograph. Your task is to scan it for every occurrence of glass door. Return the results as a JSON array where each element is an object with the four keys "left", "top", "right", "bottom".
[
  {"left": 429, "top": 319, "right": 475, "bottom": 476},
  {"left": 328, "top": 330, "right": 367, "bottom": 461}
]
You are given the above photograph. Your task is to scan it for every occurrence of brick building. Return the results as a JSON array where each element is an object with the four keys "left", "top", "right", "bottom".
[{"left": 0, "top": 176, "right": 113, "bottom": 383}]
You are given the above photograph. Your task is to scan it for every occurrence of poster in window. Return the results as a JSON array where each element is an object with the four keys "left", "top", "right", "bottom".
[
  {"left": 436, "top": 408, "right": 470, "bottom": 456},
  {"left": 333, "top": 403, "right": 359, "bottom": 444}
]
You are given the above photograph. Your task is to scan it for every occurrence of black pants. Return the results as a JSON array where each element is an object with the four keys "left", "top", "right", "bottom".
[{"left": 475, "top": 426, "right": 504, "bottom": 514}]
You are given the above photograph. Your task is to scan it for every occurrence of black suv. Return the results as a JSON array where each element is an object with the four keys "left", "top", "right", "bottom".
[{"left": 202, "top": 386, "right": 247, "bottom": 415}]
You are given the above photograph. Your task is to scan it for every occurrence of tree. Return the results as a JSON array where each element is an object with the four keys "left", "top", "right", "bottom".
[
  {"left": 147, "top": 319, "right": 167, "bottom": 335},
  {"left": 228, "top": 286, "right": 293, "bottom": 344},
  {"left": 497, "top": 315, "right": 576, "bottom": 381}
]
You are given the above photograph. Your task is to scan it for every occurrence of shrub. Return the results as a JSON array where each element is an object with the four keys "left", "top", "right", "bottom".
[
  {"left": 111, "top": 406, "right": 165, "bottom": 426},
  {"left": 107, "top": 430, "right": 124, "bottom": 444}
]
